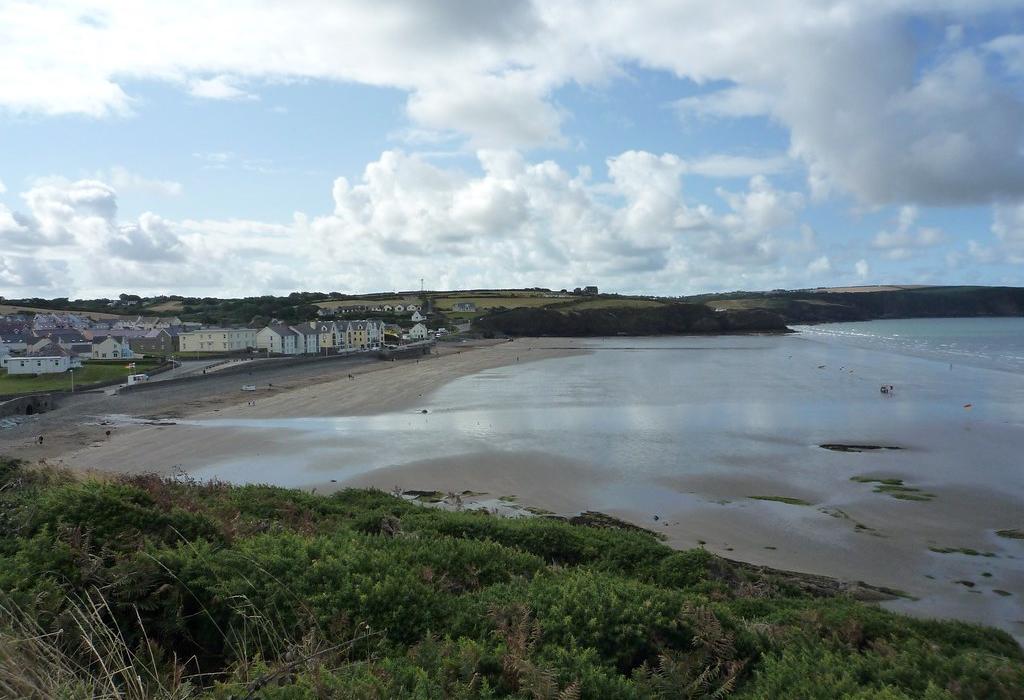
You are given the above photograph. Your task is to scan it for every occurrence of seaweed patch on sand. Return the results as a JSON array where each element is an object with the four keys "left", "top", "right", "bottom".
[
  {"left": 749, "top": 495, "right": 813, "bottom": 506},
  {"left": 821, "top": 443, "right": 903, "bottom": 452},
  {"left": 929, "top": 546, "right": 998, "bottom": 558},
  {"left": 851, "top": 476, "right": 936, "bottom": 502}
]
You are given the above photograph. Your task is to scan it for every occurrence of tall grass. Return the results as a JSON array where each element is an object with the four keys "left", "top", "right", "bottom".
[{"left": 0, "top": 590, "right": 194, "bottom": 699}]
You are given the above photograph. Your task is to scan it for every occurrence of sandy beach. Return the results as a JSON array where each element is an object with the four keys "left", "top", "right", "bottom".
[{"left": 13, "top": 337, "right": 585, "bottom": 472}]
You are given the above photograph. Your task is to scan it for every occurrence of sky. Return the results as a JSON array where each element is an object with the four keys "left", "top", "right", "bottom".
[{"left": 2, "top": 1, "right": 1024, "bottom": 299}]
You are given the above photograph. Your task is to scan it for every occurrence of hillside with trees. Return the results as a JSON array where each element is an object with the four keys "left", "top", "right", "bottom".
[
  {"left": 475, "top": 303, "right": 789, "bottom": 337},
  {"left": 688, "top": 286, "right": 1024, "bottom": 324}
]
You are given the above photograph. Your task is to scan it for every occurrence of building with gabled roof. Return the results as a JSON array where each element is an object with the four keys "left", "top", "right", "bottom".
[{"left": 256, "top": 325, "right": 302, "bottom": 355}]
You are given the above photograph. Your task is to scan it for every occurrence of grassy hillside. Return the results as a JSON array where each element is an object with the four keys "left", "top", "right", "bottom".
[
  {"left": 690, "top": 286, "right": 1024, "bottom": 324},
  {"left": 0, "top": 458, "right": 1019, "bottom": 698},
  {"left": 0, "top": 303, "right": 128, "bottom": 320},
  {"left": 7, "top": 286, "right": 1023, "bottom": 328}
]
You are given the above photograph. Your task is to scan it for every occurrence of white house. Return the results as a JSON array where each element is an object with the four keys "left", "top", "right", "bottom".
[
  {"left": 91, "top": 336, "right": 135, "bottom": 360},
  {"left": 256, "top": 325, "right": 301, "bottom": 355},
  {"left": 5, "top": 352, "right": 81, "bottom": 375},
  {"left": 291, "top": 323, "right": 322, "bottom": 354},
  {"left": 408, "top": 323, "right": 430, "bottom": 341},
  {"left": 410, "top": 310, "right": 426, "bottom": 322},
  {"left": 366, "top": 319, "right": 384, "bottom": 348}
]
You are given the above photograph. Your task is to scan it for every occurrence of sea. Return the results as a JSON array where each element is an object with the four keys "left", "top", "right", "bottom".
[
  {"left": 177, "top": 317, "right": 1024, "bottom": 638},
  {"left": 793, "top": 317, "right": 1024, "bottom": 374}
]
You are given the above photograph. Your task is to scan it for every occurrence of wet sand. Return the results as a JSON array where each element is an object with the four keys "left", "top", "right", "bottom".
[{"left": 40, "top": 338, "right": 585, "bottom": 474}]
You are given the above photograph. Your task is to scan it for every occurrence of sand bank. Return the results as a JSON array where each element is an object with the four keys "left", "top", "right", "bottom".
[{"left": 41, "top": 338, "right": 585, "bottom": 474}]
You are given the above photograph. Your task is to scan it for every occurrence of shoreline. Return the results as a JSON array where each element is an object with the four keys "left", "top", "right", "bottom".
[{"left": 16, "top": 337, "right": 587, "bottom": 473}]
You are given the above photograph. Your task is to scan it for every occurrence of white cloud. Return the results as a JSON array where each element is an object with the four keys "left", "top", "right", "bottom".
[
  {"left": 2, "top": 178, "right": 186, "bottom": 264},
  {"left": 0, "top": 255, "right": 67, "bottom": 291},
  {"left": 0, "top": 179, "right": 6, "bottom": 194},
  {"left": 188, "top": 75, "right": 256, "bottom": 101},
  {"left": 855, "top": 259, "right": 869, "bottom": 279},
  {"left": 191, "top": 151, "right": 275, "bottom": 174},
  {"left": 192, "top": 152, "right": 234, "bottom": 171},
  {"left": 807, "top": 255, "right": 831, "bottom": 275},
  {"left": 682, "top": 154, "right": 791, "bottom": 178},
  {"left": 717, "top": 176, "right": 805, "bottom": 235},
  {"left": 1, "top": 2, "right": 1023, "bottom": 201},
  {"left": 675, "top": 88, "right": 773, "bottom": 120},
  {"left": 986, "top": 34, "right": 1024, "bottom": 75},
  {"left": 103, "top": 166, "right": 183, "bottom": 196},
  {"left": 871, "top": 206, "right": 946, "bottom": 260},
  {"left": 0, "top": 203, "right": 29, "bottom": 239},
  {"left": 406, "top": 73, "right": 565, "bottom": 148},
  {"left": 0, "top": 150, "right": 824, "bottom": 297},
  {"left": 989, "top": 201, "right": 1024, "bottom": 263},
  {"left": 109, "top": 212, "right": 186, "bottom": 262}
]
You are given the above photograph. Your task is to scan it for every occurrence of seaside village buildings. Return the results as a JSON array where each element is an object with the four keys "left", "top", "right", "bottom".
[
  {"left": 179, "top": 328, "right": 258, "bottom": 353},
  {"left": 1, "top": 310, "right": 408, "bottom": 375},
  {"left": 256, "top": 320, "right": 385, "bottom": 355}
]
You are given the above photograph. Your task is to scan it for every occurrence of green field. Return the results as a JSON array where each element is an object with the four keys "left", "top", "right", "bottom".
[
  {"left": 0, "top": 303, "right": 128, "bottom": 320},
  {"left": 705, "top": 297, "right": 839, "bottom": 310},
  {"left": 0, "top": 360, "right": 160, "bottom": 394},
  {"left": 145, "top": 300, "right": 184, "bottom": 313},
  {"left": 434, "top": 294, "right": 564, "bottom": 311},
  {"left": 317, "top": 295, "right": 421, "bottom": 311},
  {"left": 555, "top": 297, "right": 667, "bottom": 312},
  {"left": 312, "top": 290, "right": 671, "bottom": 319}
]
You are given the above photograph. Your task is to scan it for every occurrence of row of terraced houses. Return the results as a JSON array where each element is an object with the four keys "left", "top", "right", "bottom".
[
  {"left": 2, "top": 312, "right": 430, "bottom": 376},
  {"left": 174, "top": 320, "right": 391, "bottom": 355}
]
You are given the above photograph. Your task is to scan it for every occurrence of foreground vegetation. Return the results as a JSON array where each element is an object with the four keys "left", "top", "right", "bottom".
[
  {"left": 0, "top": 360, "right": 162, "bottom": 394},
  {"left": 0, "top": 458, "right": 1021, "bottom": 698}
]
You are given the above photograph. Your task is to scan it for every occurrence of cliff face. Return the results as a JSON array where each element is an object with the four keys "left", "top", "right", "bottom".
[{"left": 476, "top": 303, "right": 789, "bottom": 336}]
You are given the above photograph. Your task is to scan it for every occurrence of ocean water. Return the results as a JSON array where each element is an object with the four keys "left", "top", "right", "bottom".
[
  {"left": 794, "top": 317, "right": 1024, "bottom": 373},
  {"left": 175, "top": 318, "right": 1024, "bottom": 637}
]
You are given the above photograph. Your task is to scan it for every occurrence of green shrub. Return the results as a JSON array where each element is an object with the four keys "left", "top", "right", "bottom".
[
  {"left": 654, "top": 549, "right": 714, "bottom": 588},
  {"left": 400, "top": 509, "right": 671, "bottom": 578},
  {"left": 0, "top": 463, "right": 1021, "bottom": 698},
  {"left": 24, "top": 481, "right": 223, "bottom": 548}
]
